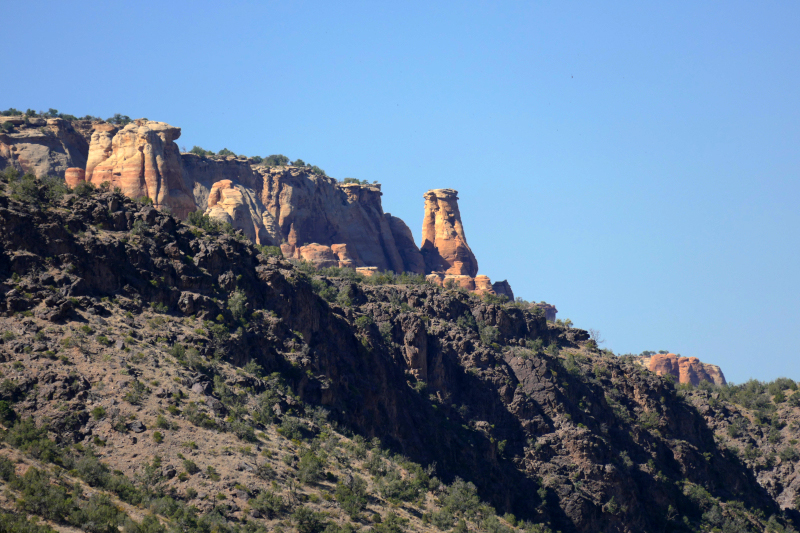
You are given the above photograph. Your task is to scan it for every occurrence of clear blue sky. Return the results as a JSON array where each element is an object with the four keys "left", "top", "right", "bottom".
[{"left": 5, "top": 1, "right": 799, "bottom": 384}]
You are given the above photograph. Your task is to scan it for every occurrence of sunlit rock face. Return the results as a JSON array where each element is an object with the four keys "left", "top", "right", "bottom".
[{"left": 86, "top": 120, "right": 196, "bottom": 218}]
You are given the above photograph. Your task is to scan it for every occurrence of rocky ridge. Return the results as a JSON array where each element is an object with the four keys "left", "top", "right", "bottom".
[
  {"left": 1, "top": 115, "right": 515, "bottom": 301},
  {"left": 0, "top": 172, "right": 797, "bottom": 532}
]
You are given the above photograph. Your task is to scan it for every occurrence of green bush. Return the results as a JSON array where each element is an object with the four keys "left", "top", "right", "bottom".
[
  {"left": 335, "top": 475, "right": 368, "bottom": 518},
  {"left": 249, "top": 491, "right": 284, "bottom": 518},
  {"left": 292, "top": 505, "right": 328, "bottom": 533},
  {"left": 297, "top": 451, "right": 325, "bottom": 484},
  {"left": 228, "top": 290, "right": 248, "bottom": 321}
]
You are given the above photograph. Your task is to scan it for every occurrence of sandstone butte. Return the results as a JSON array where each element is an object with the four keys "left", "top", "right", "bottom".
[
  {"left": 634, "top": 353, "right": 727, "bottom": 386},
  {"left": 0, "top": 117, "right": 526, "bottom": 304}
]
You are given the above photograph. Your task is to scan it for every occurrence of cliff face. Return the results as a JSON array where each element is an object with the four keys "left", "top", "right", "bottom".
[
  {"left": 85, "top": 120, "right": 197, "bottom": 219},
  {"left": 0, "top": 117, "right": 90, "bottom": 178},
  {"left": 0, "top": 116, "right": 517, "bottom": 300},
  {"left": 635, "top": 353, "right": 727, "bottom": 386}
]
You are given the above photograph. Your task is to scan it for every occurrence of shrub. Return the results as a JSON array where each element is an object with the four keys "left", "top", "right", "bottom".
[
  {"left": 91, "top": 406, "right": 106, "bottom": 420},
  {"left": 262, "top": 154, "right": 290, "bottom": 167},
  {"left": 335, "top": 475, "right": 368, "bottom": 518},
  {"left": 40, "top": 176, "right": 70, "bottom": 202},
  {"left": 228, "top": 290, "right": 248, "bottom": 321},
  {"left": 190, "top": 146, "right": 215, "bottom": 157},
  {"left": 8, "top": 172, "right": 39, "bottom": 203},
  {"left": 182, "top": 459, "right": 200, "bottom": 475},
  {"left": 153, "top": 431, "right": 164, "bottom": 444},
  {"left": 292, "top": 505, "right": 328, "bottom": 533},
  {"left": 72, "top": 180, "right": 96, "bottom": 197},
  {"left": 249, "top": 491, "right": 284, "bottom": 518},
  {"left": 297, "top": 451, "right": 325, "bottom": 484}
]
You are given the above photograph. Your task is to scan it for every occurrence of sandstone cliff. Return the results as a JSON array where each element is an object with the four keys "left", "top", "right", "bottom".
[
  {"left": 635, "top": 353, "right": 727, "bottom": 386},
  {"left": 85, "top": 120, "right": 197, "bottom": 219},
  {"left": 0, "top": 115, "right": 518, "bottom": 302}
]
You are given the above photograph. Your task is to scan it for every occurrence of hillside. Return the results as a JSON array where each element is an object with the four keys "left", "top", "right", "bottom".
[{"left": 1, "top": 168, "right": 800, "bottom": 532}]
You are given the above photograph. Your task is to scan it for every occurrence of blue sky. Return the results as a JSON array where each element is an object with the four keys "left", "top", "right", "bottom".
[{"left": 5, "top": 1, "right": 799, "bottom": 383}]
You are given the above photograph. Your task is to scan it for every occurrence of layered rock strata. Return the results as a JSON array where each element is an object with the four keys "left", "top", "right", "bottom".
[
  {"left": 421, "top": 188, "right": 478, "bottom": 276},
  {"left": 0, "top": 117, "right": 90, "bottom": 178},
  {"left": 85, "top": 120, "right": 196, "bottom": 219},
  {"left": 636, "top": 353, "right": 727, "bottom": 386},
  {"left": 0, "top": 116, "right": 518, "bottom": 301}
]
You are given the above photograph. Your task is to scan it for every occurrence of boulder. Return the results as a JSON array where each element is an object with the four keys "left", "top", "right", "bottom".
[
  {"left": 65, "top": 167, "right": 85, "bottom": 188},
  {"left": 420, "top": 188, "right": 478, "bottom": 276}
]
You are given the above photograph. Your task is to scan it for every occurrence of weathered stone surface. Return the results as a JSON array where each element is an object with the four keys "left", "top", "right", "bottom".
[
  {"left": 532, "top": 302, "right": 557, "bottom": 322},
  {"left": 205, "top": 179, "right": 273, "bottom": 245},
  {"left": 65, "top": 167, "right": 86, "bottom": 188},
  {"left": 260, "top": 167, "right": 409, "bottom": 272},
  {"left": 421, "top": 188, "right": 478, "bottom": 277},
  {"left": 385, "top": 214, "right": 425, "bottom": 274},
  {"left": 86, "top": 120, "right": 196, "bottom": 218},
  {"left": 0, "top": 118, "right": 90, "bottom": 178},
  {"left": 638, "top": 353, "right": 727, "bottom": 386},
  {"left": 492, "top": 280, "right": 514, "bottom": 301}
]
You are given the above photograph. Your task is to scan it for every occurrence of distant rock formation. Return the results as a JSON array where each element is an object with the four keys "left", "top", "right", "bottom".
[
  {"left": 492, "top": 280, "right": 514, "bottom": 301},
  {"left": 0, "top": 116, "right": 522, "bottom": 301},
  {"left": 64, "top": 167, "right": 86, "bottom": 188},
  {"left": 0, "top": 117, "right": 89, "bottom": 178},
  {"left": 635, "top": 353, "right": 726, "bottom": 386},
  {"left": 421, "top": 188, "right": 478, "bottom": 277},
  {"left": 420, "top": 188, "right": 515, "bottom": 299},
  {"left": 205, "top": 179, "right": 273, "bottom": 245},
  {"left": 85, "top": 120, "right": 196, "bottom": 219},
  {"left": 532, "top": 302, "right": 558, "bottom": 322}
]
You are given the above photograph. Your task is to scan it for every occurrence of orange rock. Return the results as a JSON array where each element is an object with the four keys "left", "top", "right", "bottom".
[
  {"left": 86, "top": 120, "right": 196, "bottom": 218},
  {"left": 65, "top": 167, "right": 85, "bottom": 188},
  {"left": 205, "top": 180, "right": 272, "bottom": 245},
  {"left": 421, "top": 188, "right": 478, "bottom": 277},
  {"left": 296, "top": 244, "right": 339, "bottom": 268},
  {"left": 331, "top": 244, "right": 358, "bottom": 268},
  {"left": 646, "top": 353, "right": 726, "bottom": 386}
]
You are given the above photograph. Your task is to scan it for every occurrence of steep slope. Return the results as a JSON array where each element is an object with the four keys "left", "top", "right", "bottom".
[{"left": 0, "top": 171, "right": 797, "bottom": 532}]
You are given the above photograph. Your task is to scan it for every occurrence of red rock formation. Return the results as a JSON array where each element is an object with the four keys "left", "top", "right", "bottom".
[
  {"left": 86, "top": 120, "right": 196, "bottom": 218},
  {"left": 643, "top": 353, "right": 727, "bottom": 386},
  {"left": 421, "top": 188, "right": 478, "bottom": 277},
  {"left": 258, "top": 167, "right": 416, "bottom": 272},
  {"left": 205, "top": 179, "right": 273, "bottom": 245},
  {"left": 64, "top": 168, "right": 85, "bottom": 188}
]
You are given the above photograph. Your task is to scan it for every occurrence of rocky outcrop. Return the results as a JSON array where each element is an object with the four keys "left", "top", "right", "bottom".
[
  {"left": 421, "top": 188, "right": 478, "bottom": 276},
  {"left": 0, "top": 117, "right": 90, "bottom": 178},
  {"left": 492, "top": 280, "right": 514, "bottom": 301},
  {"left": 205, "top": 179, "right": 275, "bottom": 245},
  {"left": 260, "top": 167, "right": 416, "bottom": 272},
  {"left": 0, "top": 116, "right": 520, "bottom": 298},
  {"left": 86, "top": 120, "right": 197, "bottom": 218},
  {"left": 533, "top": 302, "right": 557, "bottom": 322},
  {"left": 636, "top": 353, "right": 727, "bottom": 386},
  {"left": 385, "top": 214, "right": 425, "bottom": 274}
]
